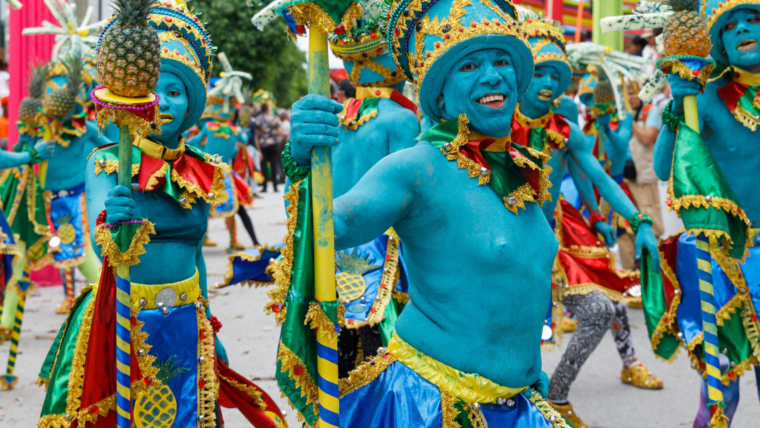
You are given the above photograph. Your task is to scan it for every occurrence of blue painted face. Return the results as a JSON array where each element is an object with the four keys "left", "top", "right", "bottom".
[
  {"left": 155, "top": 71, "right": 189, "bottom": 145},
  {"left": 523, "top": 64, "right": 560, "bottom": 110},
  {"left": 439, "top": 48, "right": 518, "bottom": 138},
  {"left": 721, "top": 9, "right": 760, "bottom": 70}
]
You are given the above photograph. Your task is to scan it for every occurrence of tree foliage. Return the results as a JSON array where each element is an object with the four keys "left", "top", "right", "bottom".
[{"left": 193, "top": 0, "right": 308, "bottom": 107}]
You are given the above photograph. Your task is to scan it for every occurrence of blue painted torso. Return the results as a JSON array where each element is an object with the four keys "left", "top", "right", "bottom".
[
  {"left": 85, "top": 157, "right": 207, "bottom": 285},
  {"left": 45, "top": 121, "right": 106, "bottom": 191},
  {"left": 335, "top": 142, "right": 558, "bottom": 388}
]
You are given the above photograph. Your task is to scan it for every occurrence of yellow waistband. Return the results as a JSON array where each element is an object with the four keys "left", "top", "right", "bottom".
[
  {"left": 129, "top": 269, "right": 201, "bottom": 310},
  {"left": 388, "top": 333, "right": 527, "bottom": 404}
]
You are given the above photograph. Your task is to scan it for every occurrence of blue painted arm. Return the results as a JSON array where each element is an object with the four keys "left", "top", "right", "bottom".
[
  {"left": 568, "top": 123, "right": 660, "bottom": 268},
  {"left": 605, "top": 116, "right": 632, "bottom": 177},
  {"left": 84, "top": 121, "right": 112, "bottom": 153},
  {"left": 567, "top": 157, "right": 598, "bottom": 212},
  {"left": 654, "top": 72, "right": 704, "bottom": 180},
  {"left": 333, "top": 148, "right": 418, "bottom": 250},
  {"left": 653, "top": 126, "right": 676, "bottom": 181},
  {"left": 84, "top": 158, "right": 114, "bottom": 261},
  {"left": 186, "top": 125, "right": 207, "bottom": 148},
  {"left": 568, "top": 158, "right": 616, "bottom": 245}
]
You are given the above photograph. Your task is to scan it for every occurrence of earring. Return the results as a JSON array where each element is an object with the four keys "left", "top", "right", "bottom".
[{"left": 185, "top": 112, "right": 190, "bottom": 118}]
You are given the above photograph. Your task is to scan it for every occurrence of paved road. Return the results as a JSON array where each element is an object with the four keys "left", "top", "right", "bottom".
[{"left": 1, "top": 190, "right": 759, "bottom": 427}]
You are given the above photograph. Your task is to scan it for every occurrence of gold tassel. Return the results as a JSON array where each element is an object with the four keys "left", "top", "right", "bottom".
[{"left": 708, "top": 405, "right": 729, "bottom": 428}]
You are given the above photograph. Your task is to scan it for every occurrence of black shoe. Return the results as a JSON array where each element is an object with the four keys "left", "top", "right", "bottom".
[{"left": 259, "top": 187, "right": 267, "bottom": 193}]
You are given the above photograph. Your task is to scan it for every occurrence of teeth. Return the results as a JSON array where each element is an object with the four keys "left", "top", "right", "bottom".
[{"left": 478, "top": 94, "right": 504, "bottom": 104}]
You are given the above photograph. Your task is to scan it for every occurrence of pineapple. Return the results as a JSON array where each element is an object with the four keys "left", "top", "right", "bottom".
[
  {"left": 335, "top": 249, "right": 381, "bottom": 302},
  {"left": 56, "top": 214, "right": 76, "bottom": 245},
  {"left": 134, "top": 384, "right": 178, "bottom": 428},
  {"left": 663, "top": 0, "right": 711, "bottom": 58},
  {"left": 238, "top": 86, "right": 254, "bottom": 127},
  {"left": 27, "top": 240, "right": 46, "bottom": 262},
  {"left": 98, "top": 0, "right": 161, "bottom": 97},
  {"left": 41, "top": 56, "right": 83, "bottom": 121},
  {"left": 593, "top": 69, "right": 615, "bottom": 104},
  {"left": 19, "top": 63, "right": 51, "bottom": 124}
]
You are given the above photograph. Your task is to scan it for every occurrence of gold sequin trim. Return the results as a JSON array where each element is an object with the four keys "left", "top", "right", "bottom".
[
  {"left": 266, "top": 180, "right": 301, "bottom": 324},
  {"left": 339, "top": 348, "right": 398, "bottom": 398},
  {"left": 93, "top": 220, "right": 156, "bottom": 268},
  {"left": 345, "top": 233, "right": 401, "bottom": 329},
  {"left": 277, "top": 341, "right": 319, "bottom": 422},
  {"left": 440, "top": 388, "right": 463, "bottom": 428},
  {"left": 304, "top": 302, "right": 346, "bottom": 345},
  {"left": 197, "top": 308, "right": 219, "bottom": 428},
  {"left": 218, "top": 373, "right": 268, "bottom": 412},
  {"left": 529, "top": 391, "right": 573, "bottom": 428}
]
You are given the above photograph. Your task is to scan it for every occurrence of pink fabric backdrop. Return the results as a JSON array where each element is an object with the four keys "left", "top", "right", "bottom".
[{"left": 9, "top": 1, "right": 61, "bottom": 286}]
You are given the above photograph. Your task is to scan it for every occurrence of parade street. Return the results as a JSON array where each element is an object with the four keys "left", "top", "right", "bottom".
[{"left": 2, "top": 190, "right": 759, "bottom": 428}]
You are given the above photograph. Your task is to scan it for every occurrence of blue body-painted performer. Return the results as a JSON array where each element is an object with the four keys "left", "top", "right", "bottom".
[
  {"left": 36, "top": 2, "right": 285, "bottom": 426},
  {"left": 187, "top": 54, "right": 260, "bottom": 252},
  {"left": 38, "top": 61, "right": 106, "bottom": 313},
  {"left": 509, "top": 19, "right": 662, "bottom": 427},
  {"left": 324, "top": 3, "right": 419, "bottom": 377},
  {"left": 648, "top": 1, "right": 760, "bottom": 426},
  {"left": 280, "top": 0, "right": 574, "bottom": 425},
  {"left": 576, "top": 70, "right": 640, "bottom": 270}
]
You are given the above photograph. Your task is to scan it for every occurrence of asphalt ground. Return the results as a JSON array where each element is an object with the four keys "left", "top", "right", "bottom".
[{"left": 1, "top": 189, "right": 758, "bottom": 427}]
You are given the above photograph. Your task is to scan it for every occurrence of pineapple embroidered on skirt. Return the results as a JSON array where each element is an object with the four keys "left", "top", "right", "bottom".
[
  {"left": 36, "top": 270, "right": 219, "bottom": 427},
  {"left": 49, "top": 183, "right": 89, "bottom": 268}
]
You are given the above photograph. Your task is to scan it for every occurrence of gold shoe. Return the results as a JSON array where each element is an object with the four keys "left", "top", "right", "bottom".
[
  {"left": 226, "top": 241, "right": 246, "bottom": 253},
  {"left": 560, "top": 317, "right": 577, "bottom": 333},
  {"left": 55, "top": 297, "right": 74, "bottom": 315},
  {"left": 547, "top": 401, "right": 587, "bottom": 428},
  {"left": 621, "top": 362, "right": 664, "bottom": 389},
  {"left": 203, "top": 236, "right": 217, "bottom": 247}
]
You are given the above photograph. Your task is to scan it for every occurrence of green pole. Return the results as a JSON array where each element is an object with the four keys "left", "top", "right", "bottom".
[{"left": 593, "top": 0, "right": 623, "bottom": 51}]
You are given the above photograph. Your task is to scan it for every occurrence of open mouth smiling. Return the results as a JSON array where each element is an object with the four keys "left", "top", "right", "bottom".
[
  {"left": 477, "top": 93, "right": 506, "bottom": 109},
  {"left": 538, "top": 90, "right": 554, "bottom": 101},
  {"left": 738, "top": 39, "right": 757, "bottom": 51}
]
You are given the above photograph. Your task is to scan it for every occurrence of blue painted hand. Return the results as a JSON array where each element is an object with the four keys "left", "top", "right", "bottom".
[
  {"left": 721, "top": 9, "right": 760, "bottom": 71},
  {"left": 104, "top": 185, "right": 136, "bottom": 224},
  {"left": 596, "top": 113, "right": 611, "bottom": 128},
  {"left": 34, "top": 140, "right": 55, "bottom": 160},
  {"left": 439, "top": 49, "right": 518, "bottom": 137},
  {"left": 593, "top": 221, "right": 617, "bottom": 246},
  {"left": 155, "top": 71, "right": 190, "bottom": 147},
  {"left": 290, "top": 94, "right": 343, "bottom": 167},
  {"left": 667, "top": 73, "right": 702, "bottom": 113},
  {"left": 635, "top": 223, "right": 660, "bottom": 271}
]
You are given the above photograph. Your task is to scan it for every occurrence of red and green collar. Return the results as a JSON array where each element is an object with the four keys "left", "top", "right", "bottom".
[
  {"left": 89, "top": 136, "right": 227, "bottom": 209},
  {"left": 39, "top": 110, "right": 88, "bottom": 148},
  {"left": 339, "top": 87, "right": 418, "bottom": 131},
  {"left": 511, "top": 104, "right": 572, "bottom": 154},
  {"left": 718, "top": 68, "right": 760, "bottom": 131},
  {"left": 419, "top": 114, "right": 551, "bottom": 214}
]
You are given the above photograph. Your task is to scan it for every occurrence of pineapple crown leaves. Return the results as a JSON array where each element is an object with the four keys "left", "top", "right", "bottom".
[
  {"left": 242, "top": 86, "right": 254, "bottom": 107},
  {"left": 153, "top": 355, "right": 191, "bottom": 384},
  {"left": 62, "top": 56, "right": 85, "bottom": 97},
  {"left": 335, "top": 248, "right": 381, "bottom": 276},
  {"left": 29, "top": 62, "right": 53, "bottom": 99},
  {"left": 662, "top": 0, "right": 700, "bottom": 12},
  {"left": 113, "top": 0, "right": 155, "bottom": 26}
]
